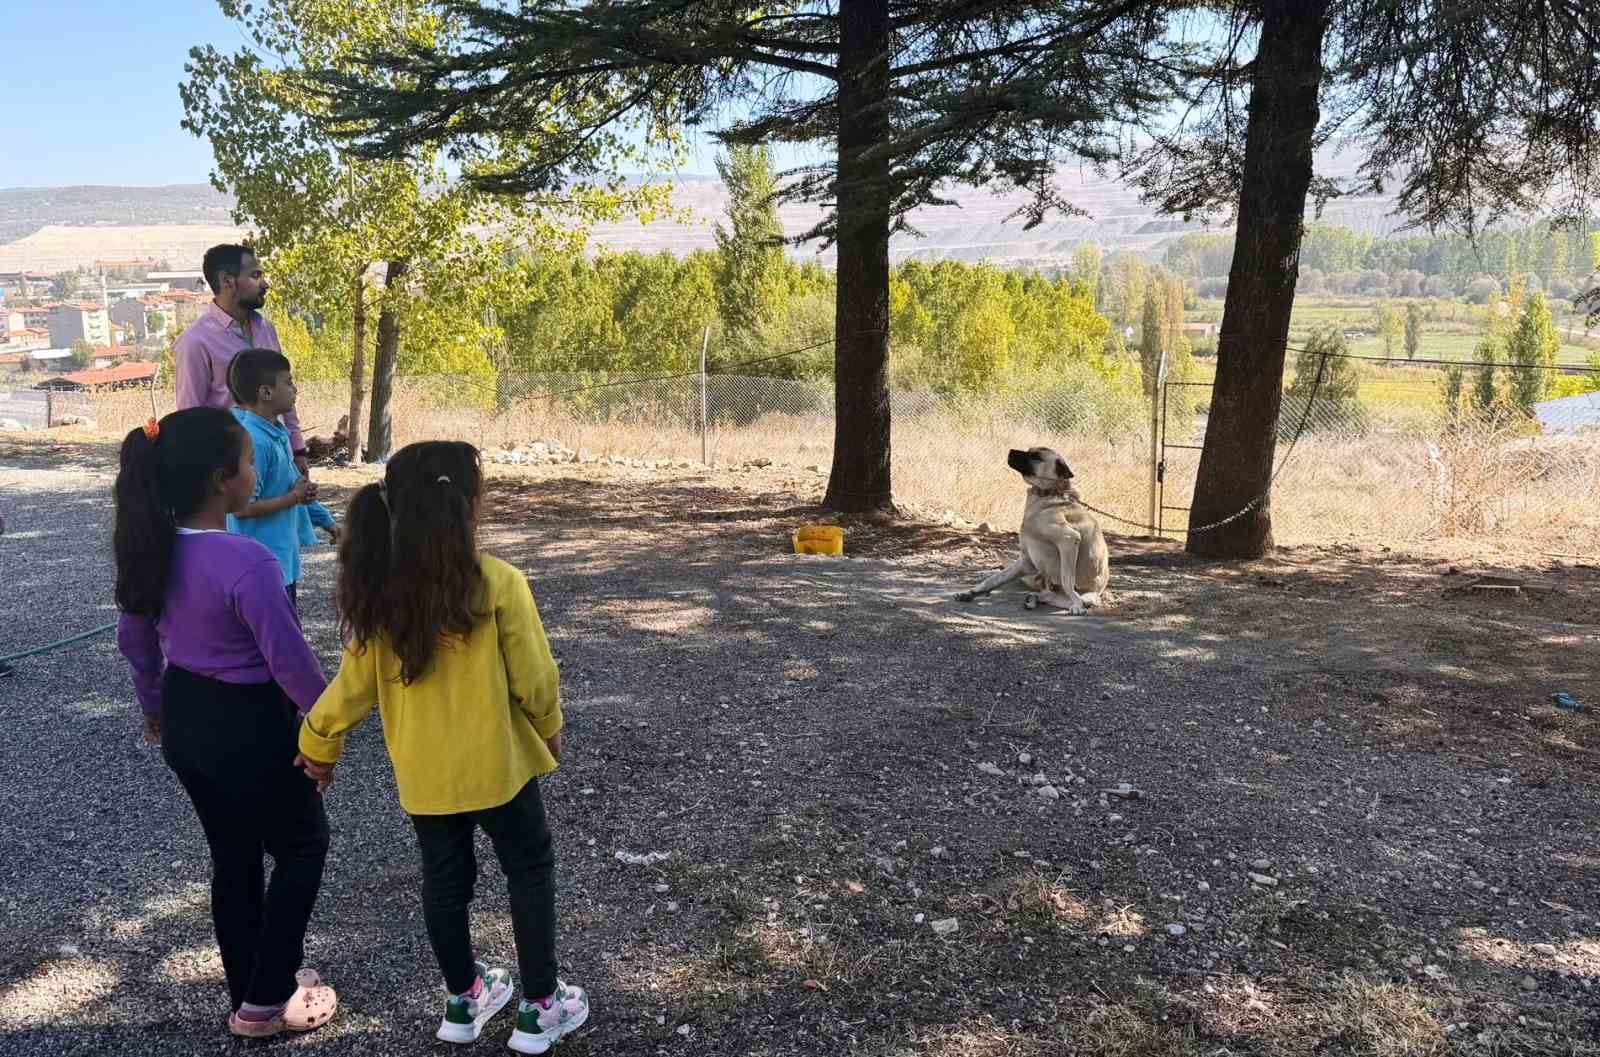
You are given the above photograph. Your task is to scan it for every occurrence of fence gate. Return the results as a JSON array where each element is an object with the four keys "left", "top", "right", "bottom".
[{"left": 1156, "top": 375, "right": 1215, "bottom": 538}]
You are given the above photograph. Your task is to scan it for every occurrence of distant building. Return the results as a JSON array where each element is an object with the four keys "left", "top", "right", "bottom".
[
  {"left": 1, "top": 348, "right": 72, "bottom": 372},
  {"left": 94, "top": 257, "right": 161, "bottom": 273},
  {"left": 20, "top": 306, "right": 50, "bottom": 329},
  {"left": 105, "top": 283, "right": 172, "bottom": 303},
  {"left": 0, "top": 272, "right": 53, "bottom": 297},
  {"left": 152, "top": 289, "right": 208, "bottom": 330},
  {"left": 36, "top": 361, "right": 159, "bottom": 391},
  {"left": 146, "top": 270, "right": 209, "bottom": 294},
  {"left": 1534, "top": 391, "right": 1600, "bottom": 434},
  {"left": 91, "top": 345, "right": 138, "bottom": 369},
  {"left": 1, "top": 328, "right": 50, "bottom": 351},
  {"left": 47, "top": 302, "right": 111, "bottom": 348}
]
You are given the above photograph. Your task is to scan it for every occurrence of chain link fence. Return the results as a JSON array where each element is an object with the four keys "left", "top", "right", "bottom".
[{"left": 79, "top": 352, "right": 1600, "bottom": 556}]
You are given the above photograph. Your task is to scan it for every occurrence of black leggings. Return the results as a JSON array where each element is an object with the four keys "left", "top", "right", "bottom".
[
  {"left": 160, "top": 666, "right": 329, "bottom": 1009},
  {"left": 410, "top": 778, "right": 558, "bottom": 998}
]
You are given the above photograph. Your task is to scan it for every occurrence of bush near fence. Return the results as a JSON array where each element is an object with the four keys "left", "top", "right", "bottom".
[{"left": 85, "top": 358, "right": 1599, "bottom": 556}]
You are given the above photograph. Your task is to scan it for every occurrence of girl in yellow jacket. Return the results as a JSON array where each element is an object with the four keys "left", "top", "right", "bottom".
[{"left": 295, "top": 440, "right": 587, "bottom": 1054}]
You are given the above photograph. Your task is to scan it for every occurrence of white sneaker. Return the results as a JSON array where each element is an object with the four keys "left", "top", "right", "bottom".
[
  {"left": 436, "top": 963, "right": 515, "bottom": 1044},
  {"left": 507, "top": 980, "right": 589, "bottom": 1054}
]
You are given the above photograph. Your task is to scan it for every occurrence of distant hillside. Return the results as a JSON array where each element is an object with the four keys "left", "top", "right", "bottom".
[
  {"left": 0, "top": 184, "right": 235, "bottom": 244},
  {"left": 0, "top": 156, "right": 1421, "bottom": 273}
]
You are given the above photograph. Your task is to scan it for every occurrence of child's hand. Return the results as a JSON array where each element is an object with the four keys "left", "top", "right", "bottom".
[
  {"left": 295, "top": 753, "right": 336, "bottom": 794},
  {"left": 141, "top": 715, "right": 161, "bottom": 745},
  {"left": 325, "top": 524, "right": 342, "bottom": 545},
  {"left": 546, "top": 732, "right": 563, "bottom": 762},
  {"left": 304, "top": 480, "right": 320, "bottom": 501},
  {"left": 289, "top": 477, "right": 311, "bottom": 504}
]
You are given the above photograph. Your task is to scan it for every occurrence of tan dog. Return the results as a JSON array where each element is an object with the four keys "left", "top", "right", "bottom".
[{"left": 955, "top": 447, "right": 1111, "bottom": 614}]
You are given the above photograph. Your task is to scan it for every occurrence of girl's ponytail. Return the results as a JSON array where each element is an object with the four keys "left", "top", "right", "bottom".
[{"left": 114, "top": 422, "right": 175, "bottom": 617}]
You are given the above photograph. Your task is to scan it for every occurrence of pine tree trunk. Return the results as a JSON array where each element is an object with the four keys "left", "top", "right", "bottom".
[
  {"left": 1185, "top": 0, "right": 1329, "bottom": 558},
  {"left": 822, "top": 0, "right": 894, "bottom": 514},
  {"left": 346, "top": 270, "right": 367, "bottom": 463},
  {"left": 366, "top": 258, "right": 409, "bottom": 462}
]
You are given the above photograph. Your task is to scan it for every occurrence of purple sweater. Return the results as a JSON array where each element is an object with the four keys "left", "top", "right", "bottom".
[{"left": 117, "top": 530, "right": 327, "bottom": 717}]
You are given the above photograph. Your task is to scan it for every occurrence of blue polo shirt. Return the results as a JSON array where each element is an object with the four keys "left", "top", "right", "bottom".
[{"left": 226, "top": 408, "right": 334, "bottom": 586}]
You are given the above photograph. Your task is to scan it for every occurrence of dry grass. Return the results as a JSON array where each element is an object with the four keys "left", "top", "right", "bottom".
[{"left": 90, "top": 378, "right": 1600, "bottom": 555}]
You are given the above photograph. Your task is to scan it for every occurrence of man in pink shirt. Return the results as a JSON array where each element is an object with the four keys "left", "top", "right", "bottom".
[{"left": 173, "top": 244, "right": 309, "bottom": 478}]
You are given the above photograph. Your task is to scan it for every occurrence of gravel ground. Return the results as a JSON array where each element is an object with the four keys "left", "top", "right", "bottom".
[{"left": 2, "top": 435, "right": 1599, "bottom": 1056}]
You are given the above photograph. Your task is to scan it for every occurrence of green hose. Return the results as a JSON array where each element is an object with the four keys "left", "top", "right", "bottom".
[{"left": 0, "top": 622, "right": 118, "bottom": 666}]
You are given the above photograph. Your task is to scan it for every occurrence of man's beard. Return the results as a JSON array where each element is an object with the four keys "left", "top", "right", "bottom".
[{"left": 239, "top": 290, "right": 267, "bottom": 312}]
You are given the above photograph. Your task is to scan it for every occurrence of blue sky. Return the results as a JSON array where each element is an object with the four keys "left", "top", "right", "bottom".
[
  {"left": 0, "top": 0, "right": 771, "bottom": 189},
  {"left": 1, "top": 1, "right": 251, "bottom": 186}
]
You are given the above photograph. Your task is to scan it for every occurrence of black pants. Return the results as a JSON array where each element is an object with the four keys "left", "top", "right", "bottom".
[
  {"left": 410, "top": 778, "right": 557, "bottom": 998},
  {"left": 161, "top": 666, "right": 329, "bottom": 1009}
]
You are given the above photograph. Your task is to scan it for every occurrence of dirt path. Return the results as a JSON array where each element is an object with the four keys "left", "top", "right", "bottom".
[{"left": 2, "top": 436, "right": 1599, "bottom": 1056}]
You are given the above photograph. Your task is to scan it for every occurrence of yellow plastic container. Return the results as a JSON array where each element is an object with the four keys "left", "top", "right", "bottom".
[{"left": 793, "top": 524, "right": 844, "bottom": 556}]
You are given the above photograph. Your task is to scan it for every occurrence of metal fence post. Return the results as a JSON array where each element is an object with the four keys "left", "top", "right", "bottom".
[
  {"left": 1147, "top": 350, "right": 1167, "bottom": 536},
  {"left": 699, "top": 325, "right": 710, "bottom": 465}
]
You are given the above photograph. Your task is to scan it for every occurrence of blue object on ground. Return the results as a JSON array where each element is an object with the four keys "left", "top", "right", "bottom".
[{"left": 1551, "top": 692, "right": 1582, "bottom": 710}]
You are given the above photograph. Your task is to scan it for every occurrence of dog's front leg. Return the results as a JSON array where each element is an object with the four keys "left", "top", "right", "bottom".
[
  {"left": 955, "top": 558, "right": 1031, "bottom": 602},
  {"left": 1052, "top": 537, "right": 1087, "bottom": 614}
]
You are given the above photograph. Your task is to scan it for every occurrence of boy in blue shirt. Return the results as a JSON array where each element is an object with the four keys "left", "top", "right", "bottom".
[{"left": 227, "top": 348, "right": 338, "bottom": 614}]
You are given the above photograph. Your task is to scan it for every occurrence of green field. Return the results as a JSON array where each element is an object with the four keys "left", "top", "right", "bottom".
[{"left": 1190, "top": 296, "right": 1599, "bottom": 366}]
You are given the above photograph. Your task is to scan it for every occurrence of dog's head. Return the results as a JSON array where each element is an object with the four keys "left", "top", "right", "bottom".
[{"left": 1008, "top": 447, "right": 1075, "bottom": 492}]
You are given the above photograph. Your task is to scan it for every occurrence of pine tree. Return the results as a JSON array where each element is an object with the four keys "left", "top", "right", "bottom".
[
  {"left": 1127, "top": 0, "right": 1600, "bottom": 556},
  {"left": 1404, "top": 303, "right": 1423, "bottom": 360},
  {"left": 311, "top": 1, "right": 1172, "bottom": 513}
]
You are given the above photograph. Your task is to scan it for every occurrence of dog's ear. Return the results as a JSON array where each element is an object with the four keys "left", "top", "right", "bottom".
[{"left": 1057, "top": 456, "right": 1074, "bottom": 480}]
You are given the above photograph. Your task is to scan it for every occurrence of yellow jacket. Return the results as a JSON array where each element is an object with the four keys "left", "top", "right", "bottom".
[{"left": 298, "top": 554, "right": 562, "bottom": 815}]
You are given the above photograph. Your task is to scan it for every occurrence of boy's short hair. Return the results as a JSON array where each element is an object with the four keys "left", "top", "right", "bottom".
[
  {"left": 202, "top": 243, "right": 256, "bottom": 294},
  {"left": 228, "top": 348, "right": 293, "bottom": 405}
]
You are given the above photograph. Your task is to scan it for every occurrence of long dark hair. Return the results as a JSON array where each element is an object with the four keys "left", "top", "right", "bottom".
[
  {"left": 338, "top": 440, "right": 485, "bottom": 684},
  {"left": 114, "top": 407, "right": 248, "bottom": 617}
]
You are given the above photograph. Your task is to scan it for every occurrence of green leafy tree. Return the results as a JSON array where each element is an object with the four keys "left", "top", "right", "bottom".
[
  {"left": 1069, "top": 244, "right": 1103, "bottom": 305},
  {"left": 1506, "top": 290, "right": 1559, "bottom": 413},
  {"left": 1375, "top": 303, "right": 1402, "bottom": 360},
  {"left": 1139, "top": 281, "right": 1166, "bottom": 397},
  {"left": 1441, "top": 363, "right": 1465, "bottom": 428},
  {"left": 1130, "top": 0, "right": 1600, "bottom": 556},
  {"left": 713, "top": 144, "right": 786, "bottom": 357},
  {"left": 1404, "top": 303, "right": 1423, "bottom": 360},
  {"left": 312, "top": 1, "right": 1170, "bottom": 513},
  {"left": 181, "top": 0, "right": 659, "bottom": 460},
  {"left": 69, "top": 340, "right": 94, "bottom": 369},
  {"left": 1472, "top": 337, "right": 1500, "bottom": 413},
  {"left": 1107, "top": 254, "right": 1149, "bottom": 332},
  {"left": 1283, "top": 326, "right": 1363, "bottom": 435}
]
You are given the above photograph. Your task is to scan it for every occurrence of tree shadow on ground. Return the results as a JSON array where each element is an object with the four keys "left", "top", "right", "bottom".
[{"left": 3, "top": 457, "right": 1599, "bottom": 1055}]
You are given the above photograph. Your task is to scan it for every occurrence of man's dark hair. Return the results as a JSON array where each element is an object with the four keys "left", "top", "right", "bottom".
[
  {"left": 228, "top": 348, "right": 292, "bottom": 405},
  {"left": 202, "top": 243, "right": 256, "bottom": 295}
]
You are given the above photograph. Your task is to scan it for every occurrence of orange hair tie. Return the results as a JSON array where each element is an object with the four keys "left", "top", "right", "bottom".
[{"left": 143, "top": 418, "right": 159, "bottom": 441}]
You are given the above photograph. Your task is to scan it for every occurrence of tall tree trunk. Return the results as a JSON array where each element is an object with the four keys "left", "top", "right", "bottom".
[
  {"left": 823, "top": 0, "right": 894, "bottom": 514},
  {"left": 366, "top": 258, "right": 409, "bottom": 462},
  {"left": 346, "top": 270, "right": 367, "bottom": 463},
  {"left": 1185, "top": 0, "right": 1329, "bottom": 558}
]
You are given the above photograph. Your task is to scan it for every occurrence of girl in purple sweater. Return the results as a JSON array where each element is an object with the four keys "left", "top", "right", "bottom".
[{"left": 114, "top": 407, "right": 338, "bottom": 1038}]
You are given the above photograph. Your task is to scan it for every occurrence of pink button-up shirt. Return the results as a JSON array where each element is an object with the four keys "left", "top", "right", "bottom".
[{"left": 172, "top": 302, "right": 303, "bottom": 452}]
